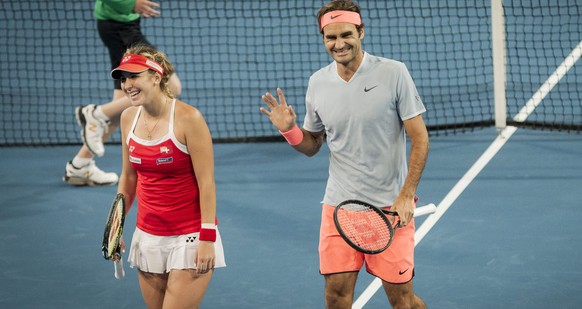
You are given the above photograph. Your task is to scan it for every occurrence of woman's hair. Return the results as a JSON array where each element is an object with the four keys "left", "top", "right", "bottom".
[
  {"left": 125, "top": 43, "right": 176, "bottom": 98},
  {"left": 317, "top": 0, "right": 363, "bottom": 34}
]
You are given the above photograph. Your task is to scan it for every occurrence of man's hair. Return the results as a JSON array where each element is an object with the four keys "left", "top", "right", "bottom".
[{"left": 317, "top": 0, "right": 363, "bottom": 34}]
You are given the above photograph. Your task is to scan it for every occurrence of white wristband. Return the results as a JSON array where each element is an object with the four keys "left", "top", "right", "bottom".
[{"left": 201, "top": 223, "right": 216, "bottom": 230}]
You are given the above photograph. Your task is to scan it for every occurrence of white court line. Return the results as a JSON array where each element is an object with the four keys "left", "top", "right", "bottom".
[
  {"left": 351, "top": 127, "right": 516, "bottom": 309},
  {"left": 352, "top": 39, "right": 582, "bottom": 309}
]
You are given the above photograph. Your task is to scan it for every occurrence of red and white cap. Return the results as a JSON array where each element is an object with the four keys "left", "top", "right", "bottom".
[{"left": 111, "top": 54, "right": 164, "bottom": 79}]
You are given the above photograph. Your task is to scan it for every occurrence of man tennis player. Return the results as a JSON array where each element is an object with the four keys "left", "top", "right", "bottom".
[{"left": 260, "top": 0, "right": 429, "bottom": 308}]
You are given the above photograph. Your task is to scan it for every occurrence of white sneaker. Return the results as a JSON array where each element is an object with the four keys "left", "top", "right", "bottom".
[
  {"left": 63, "top": 160, "right": 119, "bottom": 186},
  {"left": 76, "top": 104, "right": 108, "bottom": 157}
]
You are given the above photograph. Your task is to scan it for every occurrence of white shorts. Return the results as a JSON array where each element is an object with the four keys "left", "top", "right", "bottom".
[{"left": 128, "top": 227, "right": 227, "bottom": 274}]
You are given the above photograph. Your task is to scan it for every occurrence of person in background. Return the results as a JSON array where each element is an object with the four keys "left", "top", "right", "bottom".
[
  {"left": 260, "top": 0, "right": 429, "bottom": 308},
  {"left": 63, "top": 0, "right": 181, "bottom": 186}
]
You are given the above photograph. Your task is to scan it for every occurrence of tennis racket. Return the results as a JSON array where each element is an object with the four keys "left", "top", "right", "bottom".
[
  {"left": 333, "top": 200, "right": 436, "bottom": 254},
  {"left": 102, "top": 193, "right": 126, "bottom": 279}
]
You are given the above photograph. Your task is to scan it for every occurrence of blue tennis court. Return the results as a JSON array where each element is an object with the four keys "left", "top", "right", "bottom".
[
  {"left": 1, "top": 127, "right": 581, "bottom": 308},
  {"left": 1, "top": 0, "right": 581, "bottom": 308}
]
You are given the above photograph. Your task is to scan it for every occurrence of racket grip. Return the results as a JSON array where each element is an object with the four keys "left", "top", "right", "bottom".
[
  {"left": 414, "top": 203, "right": 437, "bottom": 217},
  {"left": 114, "top": 258, "right": 125, "bottom": 279}
]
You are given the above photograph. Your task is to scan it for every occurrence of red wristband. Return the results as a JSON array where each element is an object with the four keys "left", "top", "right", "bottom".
[
  {"left": 279, "top": 124, "right": 303, "bottom": 146},
  {"left": 199, "top": 228, "right": 216, "bottom": 242}
]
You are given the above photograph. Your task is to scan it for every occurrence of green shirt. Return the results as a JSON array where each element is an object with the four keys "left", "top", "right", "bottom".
[{"left": 94, "top": 0, "right": 140, "bottom": 22}]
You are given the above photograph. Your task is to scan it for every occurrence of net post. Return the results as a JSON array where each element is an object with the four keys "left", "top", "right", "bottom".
[{"left": 491, "top": 0, "right": 507, "bottom": 133}]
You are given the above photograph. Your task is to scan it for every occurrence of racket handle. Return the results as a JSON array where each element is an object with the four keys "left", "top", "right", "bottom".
[
  {"left": 414, "top": 203, "right": 437, "bottom": 217},
  {"left": 114, "top": 258, "right": 125, "bottom": 279}
]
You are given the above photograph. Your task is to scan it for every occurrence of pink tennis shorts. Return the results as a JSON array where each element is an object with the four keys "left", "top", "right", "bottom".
[{"left": 319, "top": 203, "right": 416, "bottom": 283}]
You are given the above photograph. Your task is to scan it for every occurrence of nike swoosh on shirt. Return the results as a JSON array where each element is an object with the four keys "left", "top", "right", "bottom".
[{"left": 364, "top": 85, "right": 378, "bottom": 92}]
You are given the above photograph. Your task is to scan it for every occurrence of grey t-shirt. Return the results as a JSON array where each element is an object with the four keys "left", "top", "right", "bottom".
[{"left": 303, "top": 52, "right": 426, "bottom": 206}]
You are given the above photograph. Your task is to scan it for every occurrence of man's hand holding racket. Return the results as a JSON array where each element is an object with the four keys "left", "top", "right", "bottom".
[{"left": 390, "top": 196, "right": 416, "bottom": 227}]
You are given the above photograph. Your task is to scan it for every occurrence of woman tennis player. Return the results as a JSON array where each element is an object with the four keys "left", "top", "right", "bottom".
[{"left": 114, "top": 44, "right": 225, "bottom": 308}]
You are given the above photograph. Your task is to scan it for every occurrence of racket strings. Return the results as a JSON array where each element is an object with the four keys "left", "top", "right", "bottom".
[
  {"left": 336, "top": 205, "right": 393, "bottom": 251},
  {"left": 105, "top": 200, "right": 124, "bottom": 258},
  {"left": 109, "top": 210, "right": 122, "bottom": 238}
]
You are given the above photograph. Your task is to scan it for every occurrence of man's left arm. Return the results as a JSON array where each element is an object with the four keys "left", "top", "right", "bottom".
[{"left": 393, "top": 114, "right": 430, "bottom": 226}]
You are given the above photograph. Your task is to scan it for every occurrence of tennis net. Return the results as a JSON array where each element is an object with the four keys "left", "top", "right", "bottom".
[{"left": 0, "top": 0, "right": 580, "bottom": 146}]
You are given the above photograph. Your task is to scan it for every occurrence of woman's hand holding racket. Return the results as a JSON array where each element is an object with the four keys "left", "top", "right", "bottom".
[{"left": 102, "top": 193, "right": 127, "bottom": 279}]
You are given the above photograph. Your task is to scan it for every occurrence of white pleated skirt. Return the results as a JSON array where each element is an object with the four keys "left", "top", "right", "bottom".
[{"left": 128, "top": 227, "right": 226, "bottom": 274}]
